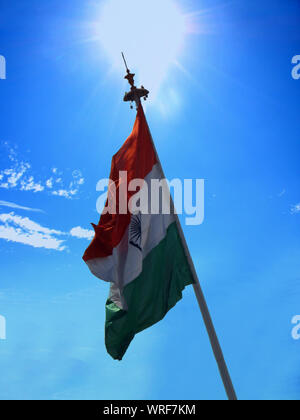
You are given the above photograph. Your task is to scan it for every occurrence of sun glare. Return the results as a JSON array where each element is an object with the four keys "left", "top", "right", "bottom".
[{"left": 95, "top": 0, "right": 186, "bottom": 100}]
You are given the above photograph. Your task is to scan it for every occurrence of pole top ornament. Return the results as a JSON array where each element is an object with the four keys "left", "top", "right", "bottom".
[{"left": 122, "top": 52, "right": 149, "bottom": 109}]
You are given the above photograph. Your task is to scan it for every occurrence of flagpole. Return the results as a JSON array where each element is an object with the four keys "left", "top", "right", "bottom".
[
  {"left": 148, "top": 127, "right": 237, "bottom": 402},
  {"left": 122, "top": 56, "right": 237, "bottom": 401}
]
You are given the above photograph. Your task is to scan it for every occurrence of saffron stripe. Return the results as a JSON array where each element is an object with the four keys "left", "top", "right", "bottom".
[{"left": 83, "top": 105, "right": 157, "bottom": 261}]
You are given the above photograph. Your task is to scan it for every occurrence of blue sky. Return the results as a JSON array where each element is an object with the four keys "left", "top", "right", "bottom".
[{"left": 0, "top": 0, "right": 300, "bottom": 400}]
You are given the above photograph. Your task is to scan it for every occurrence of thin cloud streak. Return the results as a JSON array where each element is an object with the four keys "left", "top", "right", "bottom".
[
  {"left": 0, "top": 212, "right": 66, "bottom": 251},
  {"left": 0, "top": 200, "right": 44, "bottom": 213},
  {"left": 0, "top": 212, "right": 95, "bottom": 251}
]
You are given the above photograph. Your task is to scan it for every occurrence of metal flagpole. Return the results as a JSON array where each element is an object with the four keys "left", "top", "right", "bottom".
[
  {"left": 148, "top": 128, "right": 237, "bottom": 401},
  {"left": 121, "top": 54, "right": 237, "bottom": 401}
]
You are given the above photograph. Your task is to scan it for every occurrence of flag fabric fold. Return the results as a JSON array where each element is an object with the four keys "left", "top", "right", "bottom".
[{"left": 83, "top": 104, "right": 194, "bottom": 360}]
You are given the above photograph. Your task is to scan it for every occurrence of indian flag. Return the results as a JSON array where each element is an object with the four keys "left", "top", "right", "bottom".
[{"left": 83, "top": 105, "right": 194, "bottom": 360}]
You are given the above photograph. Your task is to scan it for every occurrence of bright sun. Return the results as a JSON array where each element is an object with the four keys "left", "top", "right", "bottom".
[{"left": 94, "top": 0, "right": 186, "bottom": 99}]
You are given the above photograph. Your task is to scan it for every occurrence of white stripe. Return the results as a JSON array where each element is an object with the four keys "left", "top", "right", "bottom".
[{"left": 86, "top": 163, "right": 175, "bottom": 307}]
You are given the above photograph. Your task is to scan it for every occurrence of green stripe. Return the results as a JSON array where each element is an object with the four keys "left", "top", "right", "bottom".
[{"left": 105, "top": 221, "right": 194, "bottom": 360}]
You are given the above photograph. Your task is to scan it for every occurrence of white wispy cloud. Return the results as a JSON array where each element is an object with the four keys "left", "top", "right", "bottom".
[
  {"left": 291, "top": 203, "right": 300, "bottom": 214},
  {"left": 0, "top": 213, "right": 63, "bottom": 235},
  {"left": 0, "top": 163, "right": 31, "bottom": 190},
  {"left": 278, "top": 189, "right": 286, "bottom": 198},
  {"left": 46, "top": 178, "right": 53, "bottom": 188},
  {"left": 70, "top": 226, "right": 94, "bottom": 240},
  {"left": 20, "top": 176, "right": 44, "bottom": 193},
  {"left": 50, "top": 170, "right": 85, "bottom": 199},
  {"left": 0, "top": 200, "right": 43, "bottom": 213},
  {"left": 0, "top": 212, "right": 66, "bottom": 251},
  {"left": 0, "top": 142, "right": 85, "bottom": 199},
  {"left": 52, "top": 189, "right": 78, "bottom": 199},
  {"left": 0, "top": 210, "right": 94, "bottom": 251}
]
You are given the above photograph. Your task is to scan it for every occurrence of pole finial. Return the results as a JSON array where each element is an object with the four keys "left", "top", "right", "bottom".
[
  {"left": 121, "top": 52, "right": 129, "bottom": 73},
  {"left": 121, "top": 52, "right": 149, "bottom": 110}
]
